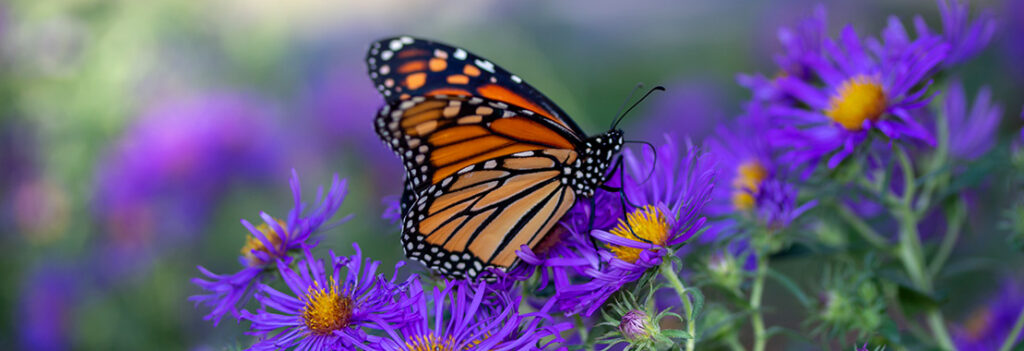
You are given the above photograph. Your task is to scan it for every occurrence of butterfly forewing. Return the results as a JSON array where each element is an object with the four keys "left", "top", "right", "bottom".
[{"left": 366, "top": 36, "right": 588, "bottom": 139}]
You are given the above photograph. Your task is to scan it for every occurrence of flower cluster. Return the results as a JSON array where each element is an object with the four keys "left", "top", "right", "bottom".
[{"left": 187, "top": 1, "right": 1019, "bottom": 350}]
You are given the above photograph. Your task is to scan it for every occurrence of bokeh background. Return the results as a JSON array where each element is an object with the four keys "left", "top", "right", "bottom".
[{"left": 1, "top": 0, "right": 1021, "bottom": 349}]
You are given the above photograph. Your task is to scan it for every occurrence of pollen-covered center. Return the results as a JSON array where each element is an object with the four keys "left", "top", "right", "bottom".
[
  {"left": 302, "top": 278, "right": 353, "bottom": 335},
  {"left": 731, "top": 160, "right": 768, "bottom": 211},
  {"left": 405, "top": 334, "right": 454, "bottom": 351},
  {"left": 826, "top": 75, "right": 887, "bottom": 131},
  {"left": 608, "top": 205, "right": 670, "bottom": 263},
  {"left": 240, "top": 220, "right": 287, "bottom": 266}
]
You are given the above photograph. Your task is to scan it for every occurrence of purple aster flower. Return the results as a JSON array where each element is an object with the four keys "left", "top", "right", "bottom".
[
  {"left": 241, "top": 244, "right": 418, "bottom": 350},
  {"left": 18, "top": 263, "right": 81, "bottom": 351},
  {"left": 914, "top": 0, "right": 996, "bottom": 67},
  {"left": 942, "top": 80, "right": 1002, "bottom": 161},
  {"left": 952, "top": 279, "right": 1024, "bottom": 351},
  {"left": 93, "top": 93, "right": 282, "bottom": 257},
  {"left": 766, "top": 13, "right": 949, "bottom": 170},
  {"left": 706, "top": 104, "right": 815, "bottom": 239},
  {"left": 190, "top": 170, "right": 348, "bottom": 325},
  {"left": 546, "top": 135, "right": 715, "bottom": 316},
  {"left": 738, "top": 4, "right": 827, "bottom": 104},
  {"left": 774, "top": 4, "right": 828, "bottom": 80},
  {"left": 367, "top": 279, "right": 570, "bottom": 351}
]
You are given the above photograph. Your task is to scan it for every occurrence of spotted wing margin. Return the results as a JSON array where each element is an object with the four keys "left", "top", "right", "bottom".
[
  {"left": 374, "top": 95, "right": 583, "bottom": 197},
  {"left": 400, "top": 149, "right": 578, "bottom": 280},
  {"left": 366, "top": 36, "right": 587, "bottom": 138}
]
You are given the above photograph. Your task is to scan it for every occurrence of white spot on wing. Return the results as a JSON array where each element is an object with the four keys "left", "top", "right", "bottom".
[
  {"left": 474, "top": 59, "right": 495, "bottom": 73},
  {"left": 453, "top": 49, "right": 468, "bottom": 60},
  {"left": 510, "top": 75, "right": 522, "bottom": 83}
]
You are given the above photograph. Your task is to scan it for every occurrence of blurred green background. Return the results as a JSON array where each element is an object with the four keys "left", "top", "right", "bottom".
[{"left": 0, "top": 0, "right": 1020, "bottom": 349}]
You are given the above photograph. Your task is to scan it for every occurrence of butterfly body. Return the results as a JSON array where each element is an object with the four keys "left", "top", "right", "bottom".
[{"left": 366, "top": 36, "right": 624, "bottom": 280}]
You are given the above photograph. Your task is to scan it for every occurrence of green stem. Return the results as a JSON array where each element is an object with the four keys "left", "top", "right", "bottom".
[
  {"left": 661, "top": 261, "right": 696, "bottom": 351},
  {"left": 928, "top": 197, "right": 965, "bottom": 277},
  {"left": 726, "top": 335, "right": 747, "bottom": 351},
  {"left": 894, "top": 145, "right": 956, "bottom": 350},
  {"left": 573, "top": 315, "right": 588, "bottom": 347},
  {"left": 836, "top": 202, "right": 890, "bottom": 249},
  {"left": 999, "top": 307, "right": 1024, "bottom": 351},
  {"left": 750, "top": 253, "right": 768, "bottom": 351}
]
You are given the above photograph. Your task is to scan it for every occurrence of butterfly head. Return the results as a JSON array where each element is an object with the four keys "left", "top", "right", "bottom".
[{"left": 566, "top": 130, "right": 624, "bottom": 197}]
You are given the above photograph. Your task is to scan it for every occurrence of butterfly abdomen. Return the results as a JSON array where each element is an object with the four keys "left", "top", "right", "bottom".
[{"left": 564, "top": 130, "right": 624, "bottom": 197}]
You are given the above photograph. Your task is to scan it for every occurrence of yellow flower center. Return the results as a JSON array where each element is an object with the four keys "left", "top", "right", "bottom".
[
  {"left": 963, "top": 307, "right": 992, "bottom": 340},
  {"left": 825, "top": 75, "right": 887, "bottom": 131},
  {"left": 731, "top": 161, "right": 768, "bottom": 211},
  {"left": 240, "top": 220, "right": 287, "bottom": 266},
  {"left": 608, "top": 206, "right": 670, "bottom": 263},
  {"left": 405, "top": 333, "right": 487, "bottom": 351},
  {"left": 302, "top": 277, "right": 353, "bottom": 335}
]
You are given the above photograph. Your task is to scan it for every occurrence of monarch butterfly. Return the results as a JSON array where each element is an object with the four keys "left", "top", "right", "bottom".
[{"left": 366, "top": 36, "right": 649, "bottom": 281}]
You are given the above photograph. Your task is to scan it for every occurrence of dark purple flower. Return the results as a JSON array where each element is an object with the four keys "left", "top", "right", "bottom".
[
  {"left": 190, "top": 170, "right": 348, "bottom": 325},
  {"left": 366, "top": 279, "right": 570, "bottom": 351},
  {"left": 93, "top": 93, "right": 282, "bottom": 250},
  {"left": 18, "top": 263, "right": 80, "bottom": 351},
  {"left": 915, "top": 0, "right": 996, "bottom": 67},
  {"left": 765, "top": 13, "right": 948, "bottom": 170},
  {"left": 241, "top": 244, "right": 418, "bottom": 350},
  {"left": 952, "top": 279, "right": 1024, "bottom": 351},
  {"left": 943, "top": 80, "right": 1002, "bottom": 161}
]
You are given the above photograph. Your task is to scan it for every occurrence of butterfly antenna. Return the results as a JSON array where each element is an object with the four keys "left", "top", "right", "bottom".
[
  {"left": 610, "top": 83, "right": 645, "bottom": 129},
  {"left": 624, "top": 139, "right": 658, "bottom": 184},
  {"left": 611, "top": 86, "right": 666, "bottom": 130}
]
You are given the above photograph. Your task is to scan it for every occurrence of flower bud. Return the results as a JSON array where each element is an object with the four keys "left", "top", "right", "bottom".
[{"left": 619, "top": 310, "right": 653, "bottom": 340}]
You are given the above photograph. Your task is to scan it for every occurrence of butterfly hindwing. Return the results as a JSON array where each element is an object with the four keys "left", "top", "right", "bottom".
[
  {"left": 366, "top": 36, "right": 588, "bottom": 139},
  {"left": 400, "top": 149, "right": 578, "bottom": 279}
]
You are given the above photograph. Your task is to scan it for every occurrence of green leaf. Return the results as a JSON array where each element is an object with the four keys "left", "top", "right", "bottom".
[
  {"left": 662, "top": 329, "right": 693, "bottom": 340},
  {"left": 767, "top": 268, "right": 813, "bottom": 308},
  {"left": 688, "top": 288, "right": 705, "bottom": 322}
]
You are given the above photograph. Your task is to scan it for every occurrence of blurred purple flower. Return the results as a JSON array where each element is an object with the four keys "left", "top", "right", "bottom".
[
  {"left": 765, "top": 13, "right": 948, "bottom": 170},
  {"left": 241, "top": 244, "right": 418, "bottom": 350},
  {"left": 1002, "top": 0, "right": 1024, "bottom": 77},
  {"left": 19, "top": 263, "right": 80, "bottom": 351},
  {"left": 739, "top": 5, "right": 827, "bottom": 105},
  {"left": 943, "top": 80, "right": 1002, "bottom": 161},
  {"left": 775, "top": 4, "right": 828, "bottom": 80},
  {"left": 191, "top": 171, "right": 349, "bottom": 325},
  {"left": 367, "top": 279, "right": 569, "bottom": 351},
  {"left": 706, "top": 105, "right": 814, "bottom": 239},
  {"left": 94, "top": 93, "right": 282, "bottom": 252},
  {"left": 915, "top": 0, "right": 996, "bottom": 67},
  {"left": 952, "top": 279, "right": 1024, "bottom": 351},
  {"left": 634, "top": 80, "right": 731, "bottom": 143}
]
